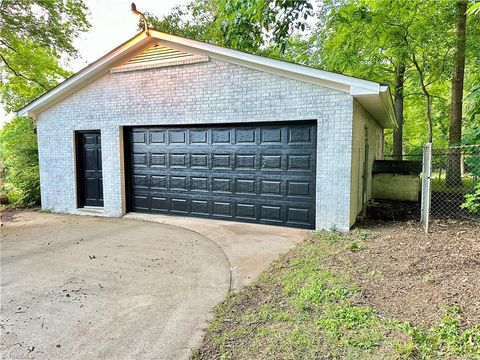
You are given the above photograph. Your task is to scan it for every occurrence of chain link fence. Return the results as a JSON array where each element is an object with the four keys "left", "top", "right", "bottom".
[{"left": 421, "top": 144, "right": 480, "bottom": 231}]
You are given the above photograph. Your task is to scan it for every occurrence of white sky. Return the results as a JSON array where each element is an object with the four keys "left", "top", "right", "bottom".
[{"left": 0, "top": 0, "right": 190, "bottom": 127}]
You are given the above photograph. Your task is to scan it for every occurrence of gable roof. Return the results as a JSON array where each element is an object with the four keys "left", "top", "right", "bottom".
[{"left": 17, "top": 30, "right": 396, "bottom": 128}]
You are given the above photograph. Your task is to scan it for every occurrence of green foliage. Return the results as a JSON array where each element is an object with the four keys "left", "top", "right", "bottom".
[
  {"left": 0, "top": 117, "right": 40, "bottom": 206},
  {"left": 147, "top": 0, "right": 312, "bottom": 54},
  {"left": 146, "top": 1, "right": 218, "bottom": 42},
  {"left": 393, "top": 305, "right": 480, "bottom": 357},
  {"left": 0, "top": 39, "right": 72, "bottom": 112},
  {"left": 467, "top": 2, "right": 480, "bottom": 16},
  {"left": 0, "top": 0, "right": 90, "bottom": 111},
  {"left": 461, "top": 183, "right": 480, "bottom": 213}
]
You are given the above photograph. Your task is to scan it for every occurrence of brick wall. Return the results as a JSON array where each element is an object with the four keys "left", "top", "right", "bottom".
[{"left": 37, "top": 58, "right": 355, "bottom": 230}]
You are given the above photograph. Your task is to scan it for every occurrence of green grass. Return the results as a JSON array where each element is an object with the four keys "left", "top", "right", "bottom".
[
  {"left": 194, "top": 230, "right": 480, "bottom": 360},
  {"left": 431, "top": 172, "right": 478, "bottom": 193}
]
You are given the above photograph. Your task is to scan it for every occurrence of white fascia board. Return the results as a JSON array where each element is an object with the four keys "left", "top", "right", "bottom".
[
  {"left": 379, "top": 85, "right": 397, "bottom": 128},
  {"left": 17, "top": 32, "right": 151, "bottom": 117},
  {"left": 151, "top": 31, "right": 381, "bottom": 95}
]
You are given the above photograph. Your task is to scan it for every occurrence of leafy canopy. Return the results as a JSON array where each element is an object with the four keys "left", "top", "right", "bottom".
[
  {"left": 147, "top": 0, "right": 313, "bottom": 53},
  {"left": 0, "top": 0, "right": 90, "bottom": 111}
]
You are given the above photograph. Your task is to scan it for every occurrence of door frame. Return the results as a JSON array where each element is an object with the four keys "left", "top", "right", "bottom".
[
  {"left": 75, "top": 130, "right": 103, "bottom": 208},
  {"left": 123, "top": 127, "right": 134, "bottom": 212}
]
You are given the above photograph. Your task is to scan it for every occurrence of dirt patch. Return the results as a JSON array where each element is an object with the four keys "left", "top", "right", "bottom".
[
  {"left": 0, "top": 208, "right": 27, "bottom": 223},
  {"left": 343, "top": 219, "right": 480, "bottom": 328},
  {"left": 366, "top": 199, "right": 420, "bottom": 221}
]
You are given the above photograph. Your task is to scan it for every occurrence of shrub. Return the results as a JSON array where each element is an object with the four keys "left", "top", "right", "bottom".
[
  {"left": 0, "top": 116, "right": 40, "bottom": 206},
  {"left": 461, "top": 183, "right": 480, "bottom": 214}
]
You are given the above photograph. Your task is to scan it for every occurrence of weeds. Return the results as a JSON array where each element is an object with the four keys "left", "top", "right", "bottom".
[{"left": 195, "top": 230, "right": 480, "bottom": 360}]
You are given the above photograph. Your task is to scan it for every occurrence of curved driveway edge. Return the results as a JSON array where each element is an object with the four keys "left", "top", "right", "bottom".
[
  {"left": 123, "top": 213, "right": 308, "bottom": 290},
  {"left": 1, "top": 212, "right": 230, "bottom": 360}
]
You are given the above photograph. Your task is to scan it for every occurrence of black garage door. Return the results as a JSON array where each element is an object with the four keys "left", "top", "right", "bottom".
[{"left": 126, "top": 121, "right": 316, "bottom": 229}]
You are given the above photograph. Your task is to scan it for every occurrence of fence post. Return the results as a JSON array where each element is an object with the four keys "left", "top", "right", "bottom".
[{"left": 421, "top": 143, "right": 432, "bottom": 233}]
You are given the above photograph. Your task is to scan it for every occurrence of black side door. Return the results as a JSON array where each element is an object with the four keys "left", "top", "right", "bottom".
[{"left": 76, "top": 131, "right": 103, "bottom": 207}]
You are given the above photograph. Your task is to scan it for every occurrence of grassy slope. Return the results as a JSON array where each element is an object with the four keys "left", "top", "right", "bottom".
[{"left": 194, "top": 230, "right": 480, "bottom": 360}]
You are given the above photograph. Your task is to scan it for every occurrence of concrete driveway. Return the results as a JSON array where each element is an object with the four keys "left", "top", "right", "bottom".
[{"left": 1, "top": 211, "right": 306, "bottom": 359}]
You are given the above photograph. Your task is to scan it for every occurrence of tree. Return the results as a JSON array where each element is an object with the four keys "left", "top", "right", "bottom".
[
  {"left": 446, "top": 0, "right": 468, "bottom": 186},
  {"left": 146, "top": 0, "right": 218, "bottom": 42},
  {"left": 311, "top": 0, "right": 415, "bottom": 158},
  {"left": 148, "top": 0, "right": 313, "bottom": 54},
  {"left": 404, "top": 1, "right": 456, "bottom": 145},
  {"left": 213, "top": 0, "right": 313, "bottom": 52},
  {"left": 0, "top": 0, "right": 90, "bottom": 111},
  {"left": 0, "top": 116, "right": 39, "bottom": 205},
  {"left": 0, "top": 1, "right": 90, "bottom": 207}
]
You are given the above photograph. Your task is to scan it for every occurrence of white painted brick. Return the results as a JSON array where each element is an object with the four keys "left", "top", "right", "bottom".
[{"left": 37, "top": 58, "right": 355, "bottom": 231}]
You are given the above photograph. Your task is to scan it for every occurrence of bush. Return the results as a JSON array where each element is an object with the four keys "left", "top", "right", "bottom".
[
  {"left": 461, "top": 183, "right": 480, "bottom": 214},
  {"left": 0, "top": 116, "right": 40, "bottom": 206}
]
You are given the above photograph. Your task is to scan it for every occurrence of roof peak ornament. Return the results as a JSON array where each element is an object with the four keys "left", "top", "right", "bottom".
[{"left": 131, "top": 3, "right": 150, "bottom": 36}]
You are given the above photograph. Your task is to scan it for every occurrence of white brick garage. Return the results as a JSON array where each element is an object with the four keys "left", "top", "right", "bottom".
[{"left": 18, "top": 30, "right": 396, "bottom": 231}]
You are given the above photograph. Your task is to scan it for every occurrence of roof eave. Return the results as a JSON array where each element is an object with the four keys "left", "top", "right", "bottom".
[
  {"left": 352, "top": 85, "right": 397, "bottom": 129},
  {"left": 17, "top": 29, "right": 396, "bottom": 129},
  {"left": 379, "top": 85, "right": 397, "bottom": 129}
]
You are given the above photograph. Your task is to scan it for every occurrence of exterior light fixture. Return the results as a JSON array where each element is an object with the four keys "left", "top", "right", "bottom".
[{"left": 131, "top": 3, "right": 150, "bottom": 36}]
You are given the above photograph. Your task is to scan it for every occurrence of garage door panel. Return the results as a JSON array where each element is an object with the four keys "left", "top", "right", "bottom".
[
  {"left": 150, "top": 153, "right": 167, "bottom": 167},
  {"left": 190, "top": 130, "right": 208, "bottom": 144},
  {"left": 212, "top": 154, "right": 231, "bottom": 169},
  {"left": 171, "top": 198, "right": 188, "bottom": 213},
  {"left": 260, "top": 205, "right": 283, "bottom": 223},
  {"left": 236, "top": 203, "right": 256, "bottom": 219},
  {"left": 151, "top": 175, "right": 167, "bottom": 189},
  {"left": 235, "top": 128, "right": 256, "bottom": 144},
  {"left": 287, "top": 207, "right": 311, "bottom": 225},
  {"left": 132, "top": 130, "right": 147, "bottom": 144},
  {"left": 235, "top": 179, "right": 256, "bottom": 195},
  {"left": 133, "top": 195, "right": 149, "bottom": 210},
  {"left": 149, "top": 130, "right": 166, "bottom": 144},
  {"left": 191, "top": 154, "right": 209, "bottom": 168},
  {"left": 288, "top": 126, "right": 313, "bottom": 143},
  {"left": 151, "top": 196, "right": 169, "bottom": 212},
  {"left": 169, "top": 130, "right": 187, "bottom": 144},
  {"left": 128, "top": 121, "right": 316, "bottom": 229},
  {"left": 212, "top": 201, "right": 232, "bottom": 217},
  {"left": 260, "top": 127, "right": 285, "bottom": 143},
  {"left": 132, "top": 174, "right": 314, "bottom": 199},
  {"left": 288, "top": 154, "right": 312, "bottom": 171},
  {"left": 287, "top": 181, "right": 311, "bottom": 197},
  {"left": 133, "top": 153, "right": 148, "bottom": 166},
  {"left": 192, "top": 200, "right": 209, "bottom": 214}
]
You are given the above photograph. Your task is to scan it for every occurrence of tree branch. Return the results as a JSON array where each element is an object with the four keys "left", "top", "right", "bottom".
[
  {"left": 0, "top": 38, "right": 17, "bottom": 52},
  {"left": 0, "top": 53, "right": 48, "bottom": 90}
]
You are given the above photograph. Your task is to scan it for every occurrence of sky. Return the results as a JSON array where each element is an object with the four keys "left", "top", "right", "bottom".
[{"left": 0, "top": 0, "right": 190, "bottom": 126}]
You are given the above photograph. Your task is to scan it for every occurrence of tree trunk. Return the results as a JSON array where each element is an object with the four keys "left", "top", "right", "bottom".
[
  {"left": 446, "top": 0, "right": 467, "bottom": 187},
  {"left": 392, "top": 64, "right": 405, "bottom": 160}
]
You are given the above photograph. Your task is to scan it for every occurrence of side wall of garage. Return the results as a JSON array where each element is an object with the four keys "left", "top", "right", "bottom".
[
  {"left": 36, "top": 58, "right": 354, "bottom": 230},
  {"left": 349, "top": 100, "right": 384, "bottom": 225}
]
